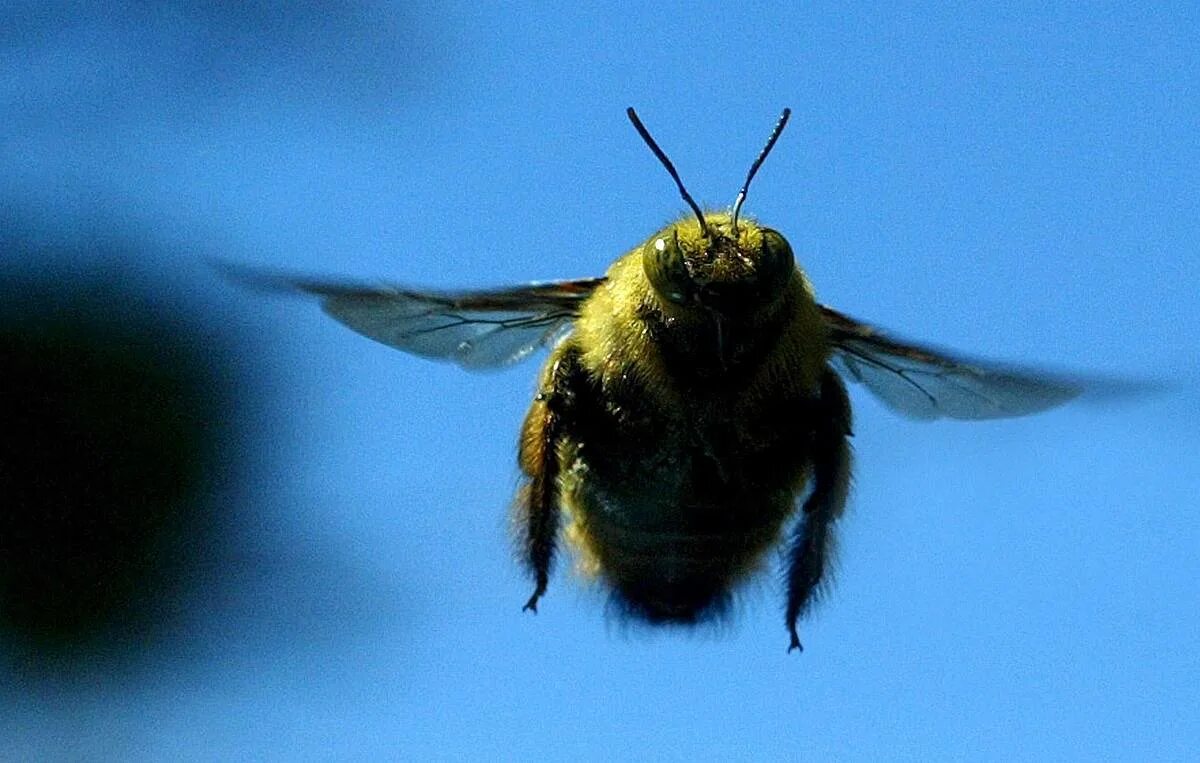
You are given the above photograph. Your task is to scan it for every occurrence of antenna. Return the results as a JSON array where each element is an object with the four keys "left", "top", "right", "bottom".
[
  {"left": 626, "top": 107, "right": 709, "bottom": 237},
  {"left": 731, "top": 108, "right": 791, "bottom": 235}
]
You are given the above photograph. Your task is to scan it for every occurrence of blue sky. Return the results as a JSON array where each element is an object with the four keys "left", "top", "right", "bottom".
[{"left": 3, "top": 2, "right": 1198, "bottom": 759}]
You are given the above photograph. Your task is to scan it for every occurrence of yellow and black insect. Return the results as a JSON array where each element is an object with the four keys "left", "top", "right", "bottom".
[{"left": 237, "top": 109, "right": 1081, "bottom": 651}]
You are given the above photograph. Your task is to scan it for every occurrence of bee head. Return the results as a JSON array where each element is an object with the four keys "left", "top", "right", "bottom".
[
  {"left": 626, "top": 107, "right": 794, "bottom": 315},
  {"left": 642, "top": 215, "right": 795, "bottom": 313}
]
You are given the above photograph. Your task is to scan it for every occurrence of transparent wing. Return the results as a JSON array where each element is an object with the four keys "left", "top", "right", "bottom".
[
  {"left": 224, "top": 263, "right": 605, "bottom": 370},
  {"left": 820, "top": 305, "right": 1082, "bottom": 420}
]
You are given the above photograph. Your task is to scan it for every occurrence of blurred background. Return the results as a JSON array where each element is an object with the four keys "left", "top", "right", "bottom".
[{"left": 2, "top": 2, "right": 1197, "bottom": 759}]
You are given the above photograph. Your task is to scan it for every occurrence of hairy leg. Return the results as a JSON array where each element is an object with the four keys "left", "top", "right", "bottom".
[
  {"left": 785, "top": 369, "right": 853, "bottom": 652},
  {"left": 516, "top": 345, "right": 585, "bottom": 613}
]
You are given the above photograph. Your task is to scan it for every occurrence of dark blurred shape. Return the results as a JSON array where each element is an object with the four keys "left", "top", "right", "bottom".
[{"left": 0, "top": 244, "right": 237, "bottom": 661}]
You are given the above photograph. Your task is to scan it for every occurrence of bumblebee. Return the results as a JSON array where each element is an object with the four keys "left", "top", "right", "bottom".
[{"left": 237, "top": 109, "right": 1080, "bottom": 651}]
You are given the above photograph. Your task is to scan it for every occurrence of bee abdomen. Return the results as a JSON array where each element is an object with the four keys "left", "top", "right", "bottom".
[
  {"left": 613, "top": 575, "right": 732, "bottom": 625},
  {"left": 571, "top": 507, "right": 789, "bottom": 625}
]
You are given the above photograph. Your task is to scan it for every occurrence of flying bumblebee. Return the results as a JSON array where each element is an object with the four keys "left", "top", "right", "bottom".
[{"left": 234, "top": 108, "right": 1083, "bottom": 652}]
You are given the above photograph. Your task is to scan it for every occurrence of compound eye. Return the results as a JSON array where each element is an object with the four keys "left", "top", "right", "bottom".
[
  {"left": 642, "top": 229, "right": 694, "bottom": 304},
  {"left": 757, "top": 228, "right": 795, "bottom": 297}
]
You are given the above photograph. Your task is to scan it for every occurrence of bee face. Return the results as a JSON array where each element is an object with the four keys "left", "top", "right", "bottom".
[{"left": 641, "top": 214, "right": 796, "bottom": 315}]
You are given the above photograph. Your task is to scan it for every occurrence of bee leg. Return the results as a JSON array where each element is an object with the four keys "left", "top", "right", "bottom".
[
  {"left": 785, "top": 370, "right": 853, "bottom": 653},
  {"left": 517, "top": 346, "right": 584, "bottom": 614}
]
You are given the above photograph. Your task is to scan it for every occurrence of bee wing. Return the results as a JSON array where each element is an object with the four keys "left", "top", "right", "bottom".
[
  {"left": 225, "top": 264, "right": 605, "bottom": 370},
  {"left": 820, "top": 305, "right": 1083, "bottom": 420}
]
